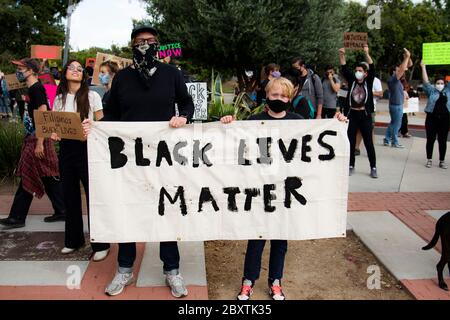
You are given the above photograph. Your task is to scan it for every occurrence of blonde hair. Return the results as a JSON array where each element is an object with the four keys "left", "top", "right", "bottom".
[{"left": 265, "top": 77, "right": 295, "bottom": 100}]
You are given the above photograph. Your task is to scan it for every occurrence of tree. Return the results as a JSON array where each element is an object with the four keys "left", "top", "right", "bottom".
[
  {"left": 0, "top": 0, "right": 81, "bottom": 72},
  {"left": 142, "top": 0, "right": 346, "bottom": 89}
]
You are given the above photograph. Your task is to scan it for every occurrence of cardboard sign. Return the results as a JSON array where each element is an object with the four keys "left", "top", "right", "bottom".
[
  {"left": 187, "top": 82, "right": 208, "bottom": 120},
  {"left": 343, "top": 32, "right": 368, "bottom": 50},
  {"left": 422, "top": 42, "right": 450, "bottom": 65},
  {"left": 88, "top": 119, "right": 349, "bottom": 242},
  {"left": 91, "top": 53, "right": 133, "bottom": 86},
  {"left": 86, "top": 58, "right": 96, "bottom": 68},
  {"left": 403, "top": 97, "right": 420, "bottom": 114},
  {"left": 31, "top": 45, "right": 62, "bottom": 60},
  {"left": 158, "top": 43, "right": 182, "bottom": 59},
  {"left": 34, "top": 110, "right": 85, "bottom": 141},
  {"left": 4, "top": 74, "right": 27, "bottom": 91}
]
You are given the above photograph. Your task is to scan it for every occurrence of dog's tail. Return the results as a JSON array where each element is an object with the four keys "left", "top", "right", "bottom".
[{"left": 422, "top": 230, "right": 440, "bottom": 250}]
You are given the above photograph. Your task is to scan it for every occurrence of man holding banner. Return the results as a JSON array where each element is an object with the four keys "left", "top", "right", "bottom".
[{"left": 83, "top": 25, "right": 194, "bottom": 297}]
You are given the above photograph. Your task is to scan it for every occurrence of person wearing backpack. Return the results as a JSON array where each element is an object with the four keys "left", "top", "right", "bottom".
[
  {"left": 291, "top": 57, "right": 324, "bottom": 119},
  {"left": 284, "top": 69, "right": 315, "bottom": 119}
]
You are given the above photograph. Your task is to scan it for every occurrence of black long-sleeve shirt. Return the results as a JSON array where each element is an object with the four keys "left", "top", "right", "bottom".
[{"left": 103, "top": 62, "right": 194, "bottom": 122}]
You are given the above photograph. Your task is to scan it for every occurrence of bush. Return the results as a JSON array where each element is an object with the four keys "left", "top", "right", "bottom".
[{"left": 0, "top": 122, "right": 24, "bottom": 181}]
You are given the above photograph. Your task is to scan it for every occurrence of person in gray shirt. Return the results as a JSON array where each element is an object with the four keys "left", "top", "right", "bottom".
[
  {"left": 291, "top": 57, "right": 324, "bottom": 118},
  {"left": 322, "top": 65, "right": 341, "bottom": 118}
]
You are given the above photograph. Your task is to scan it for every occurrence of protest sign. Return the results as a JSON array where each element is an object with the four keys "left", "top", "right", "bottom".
[
  {"left": 403, "top": 97, "right": 420, "bottom": 114},
  {"left": 422, "top": 42, "right": 450, "bottom": 65},
  {"left": 31, "top": 45, "right": 62, "bottom": 60},
  {"left": 91, "top": 53, "right": 133, "bottom": 86},
  {"left": 38, "top": 73, "right": 56, "bottom": 85},
  {"left": 86, "top": 58, "right": 96, "bottom": 68},
  {"left": 4, "top": 74, "right": 27, "bottom": 90},
  {"left": 34, "top": 110, "right": 85, "bottom": 141},
  {"left": 88, "top": 119, "right": 349, "bottom": 243},
  {"left": 158, "top": 43, "right": 183, "bottom": 59},
  {"left": 343, "top": 32, "right": 368, "bottom": 50},
  {"left": 187, "top": 82, "right": 208, "bottom": 120}
]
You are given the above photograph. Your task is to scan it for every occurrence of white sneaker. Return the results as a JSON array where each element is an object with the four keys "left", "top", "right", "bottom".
[
  {"left": 105, "top": 271, "right": 134, "bottom": 296},
  {"left": 165, "top": 270, "right": 188, "bottom": 298},
  {"left": 61, "top": 247, "right": 76, "bottom": 254},
  {"left": 92, "top": 249, "right": 110, "bottom": 262}
]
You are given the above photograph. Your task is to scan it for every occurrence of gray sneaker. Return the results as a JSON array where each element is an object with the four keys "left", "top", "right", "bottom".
[
  {"left": 105, "top": 271, "right": 134, "bottom": 296},
  {"left": 426, "top": 160, "right": 432, "bottom": 168},
  {"left": 392, "top": 144, "right": 405, "bottom": 149},
  {"left": 370, "top": 168, "right": 378, "bottom": 179},
  {"left": 439, "top": 161, "right": 448, "bottom": 169},
  {"left": 165, "top": 269, "right": 188, "bottom": 298}
]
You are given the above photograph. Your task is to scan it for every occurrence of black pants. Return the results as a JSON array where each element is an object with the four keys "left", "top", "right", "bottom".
[
  {"left": 400, "top": 113, "right": 408, "bottom": 135},
  {"left": 118, "top": 242, "right": 180, "bottom": 271},
  {"left": 322, "top": 108, "right": 336, "bottom": 119},
  {"left": 60, "top": 140, "right": 109, "bottom": 252},
  {"left": 243, "top": 240, "right": 287, "bottom": 285},
  {"left": 425, "top": 112, "right": 450, "bottom": 161},
  {"left": 9, "top": 178, "right": 66, "bottom": 222},
  {"left": 348, "top": 110, "right": 377, "bottom": 168}
]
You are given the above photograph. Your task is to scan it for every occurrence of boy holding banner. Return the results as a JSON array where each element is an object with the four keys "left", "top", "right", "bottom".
[{"left": 221, "top": 77, "right": 346, "bottom": 300}]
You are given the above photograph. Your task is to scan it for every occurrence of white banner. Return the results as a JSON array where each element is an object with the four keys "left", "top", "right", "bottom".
[{"left": 88, "top": 119, "right": 349, "bottom": 243}]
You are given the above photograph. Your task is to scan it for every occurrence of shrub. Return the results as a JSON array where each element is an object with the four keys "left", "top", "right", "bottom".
[{"left": 0, "top": 121, "right": 24, "bottom": 181}]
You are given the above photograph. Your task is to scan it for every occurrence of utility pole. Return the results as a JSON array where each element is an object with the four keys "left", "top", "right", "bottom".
[{"left": 63, "top": 0, "right": 75, "bottom": 66}]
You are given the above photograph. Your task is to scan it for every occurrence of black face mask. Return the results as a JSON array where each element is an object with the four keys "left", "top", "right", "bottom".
[
  {"left": 266, "top": 98, "right": 291, "bottom": 113},
  {"left": 132, "top": 42, "right": 159, "bottom": 87}
]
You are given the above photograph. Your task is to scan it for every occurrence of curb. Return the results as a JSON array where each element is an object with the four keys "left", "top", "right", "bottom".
[{"left": 375, "top": 122, "right": 426, "bottom": 130}]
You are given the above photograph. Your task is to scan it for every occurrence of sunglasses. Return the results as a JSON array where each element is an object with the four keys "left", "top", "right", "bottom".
[
  {"left": 134, "top": 38, "right": 158, "bottom": 46},
  {"left": 67, "top": 65, "right": 84, "bottom": 72}
]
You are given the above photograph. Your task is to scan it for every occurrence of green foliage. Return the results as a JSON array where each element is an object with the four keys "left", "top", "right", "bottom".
[
  {"left": 0, "top": 122, "right": 24, "bottom": 181},
  {"left": 207, "top": 71, "right": 259, "bottom": 121},
  {"left": 143, "top": 0, "right": 346, "bottom": 87},
  {"left": 0, "top": 0, "right": 82, "bottom": 72},
  {"left": 142, "top": 0, "right": 449, "bottom": 83}
]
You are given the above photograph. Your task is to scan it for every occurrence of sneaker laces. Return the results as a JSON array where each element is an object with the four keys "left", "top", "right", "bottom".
[
  {"left": 271, "top": 284, "right": 283, "bottom": 296},
  {"left": 112, "top": 272, "right": 132, "bottom": 286},
  {"left": 240, "top": 284, "right": 252, "bottom": 296},
  {"left": 167, "top": 274, "right": 185, "bottom": 288}
]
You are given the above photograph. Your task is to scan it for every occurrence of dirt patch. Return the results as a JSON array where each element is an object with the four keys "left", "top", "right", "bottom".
[{"left": 205, "top": 231, "right": 413, "bottom": 300}]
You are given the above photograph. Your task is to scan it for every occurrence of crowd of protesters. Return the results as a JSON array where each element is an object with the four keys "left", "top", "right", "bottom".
[{"left": 0, "top": 23, "right": 449, "bottom": 301}]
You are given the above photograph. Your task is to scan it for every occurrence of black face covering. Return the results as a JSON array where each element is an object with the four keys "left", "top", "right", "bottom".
[
  {"left": 132, "top": 42, "right": 159, "bottom": 87},
  {"left": 266, "top": 98, "right": 291, "bottom": 113}
]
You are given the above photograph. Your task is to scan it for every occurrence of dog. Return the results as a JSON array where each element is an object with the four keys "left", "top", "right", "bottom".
[{"left": 422, "top": 211, "right": 450, "bottom": 291}]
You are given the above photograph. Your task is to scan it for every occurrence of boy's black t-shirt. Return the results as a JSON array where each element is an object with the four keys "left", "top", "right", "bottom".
[
  {"left": 27, "top": 81, "right": 49, "bottom": 128},
  {"left": 247, "top": 111, "right": 304, "bottom": 121}
]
